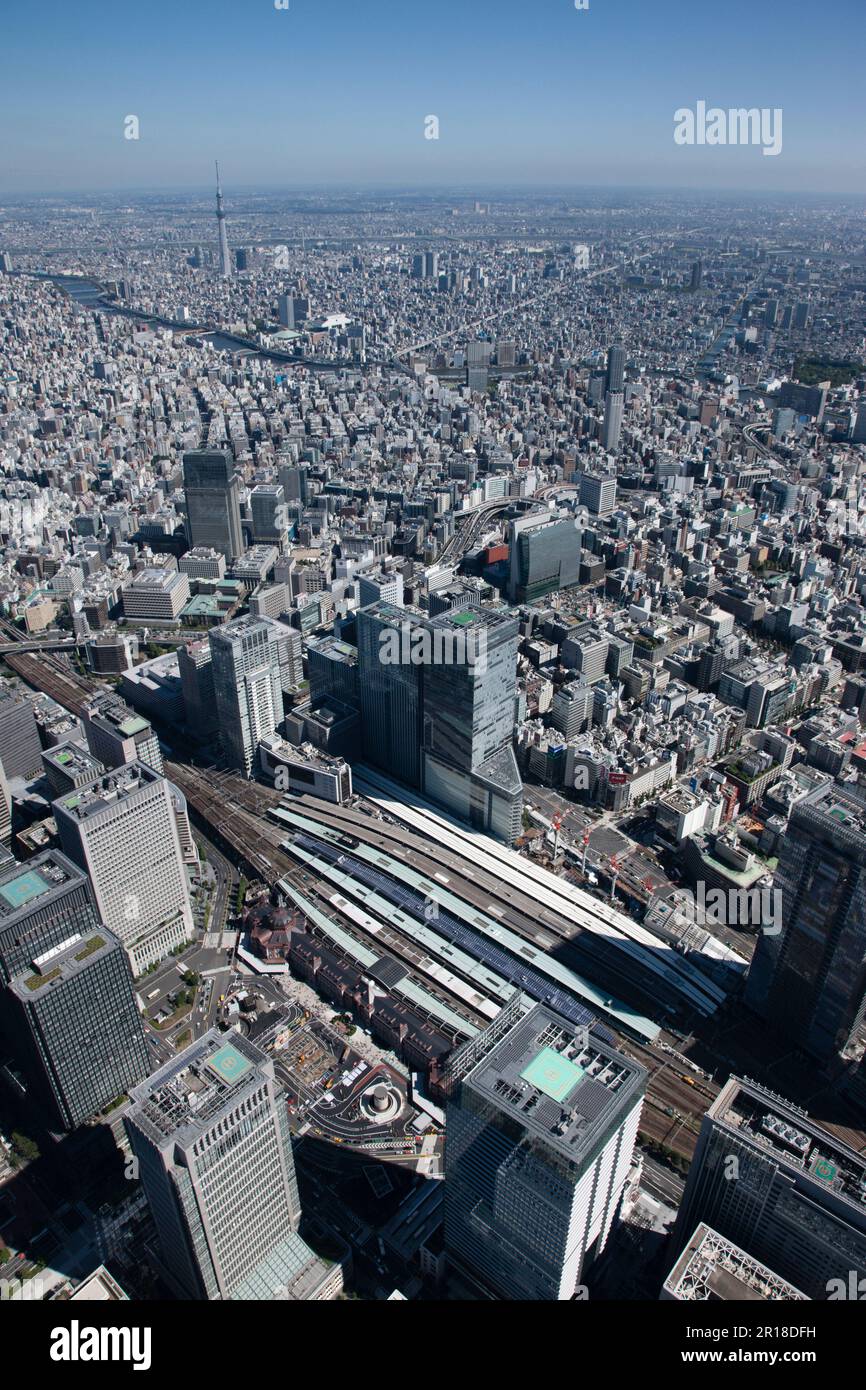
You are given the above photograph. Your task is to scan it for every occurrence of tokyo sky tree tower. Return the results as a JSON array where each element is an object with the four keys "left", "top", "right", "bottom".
[{"left": 215, "top": 161, "right": 232, "bottom": 279}]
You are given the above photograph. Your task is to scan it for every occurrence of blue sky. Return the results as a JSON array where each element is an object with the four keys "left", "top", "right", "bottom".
[{"left": 1, "top": 0, "right": 864, "bottom": 195}]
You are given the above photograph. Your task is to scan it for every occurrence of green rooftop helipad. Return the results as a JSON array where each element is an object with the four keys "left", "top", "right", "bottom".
[
  {"left": 521, "top": 1046, "right": 584, "bottom": 1103},
  {"left": 0, "top": 869, "right": 50, "bottom": 911},
  {"left": 207, "top": 1043, "right": 252, "bottom": 1086}
]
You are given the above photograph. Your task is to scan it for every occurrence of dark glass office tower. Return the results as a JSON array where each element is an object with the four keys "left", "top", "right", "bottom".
[
  {"left": 356, "top": 602, "right": 424, "bottom": 788},
  {"left": 182, "top": 449, "right": 244, "bottom": 562},
  {"left": 422, "top": 606, "right": 523, "bottom": 841},
  {"left": 0, "top": 688, "right": 43, "bottom": 780},
  {"left": 2, "top": 925, "right": 148, "bottom": 1131},
  {"left": 0, "top": 851, "right": 101, "bottom": 984},
  {"left": 745, "top": 782, "right": 866, "bottom": 1063}
]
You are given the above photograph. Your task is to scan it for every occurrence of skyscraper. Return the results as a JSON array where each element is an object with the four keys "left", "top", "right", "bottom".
[
  {"left": 215, "top": 161, "right": 232, "bottom": 279},
  {"left": 602, "top": 389, "right": 624, "bottom": 452},
  {"left": 356, "top": 602, "right": 424, "bottom": 789},
  {"left": 0, "top": 851, "right": 101, "bottom": 985},
  {"left": 125, "top": 1030, "right": 338, "bottom": 1301},
  {"left": 444, "top": 1001, "right": 646, "bottom": 1299},
  {"left": 601, "top": 343, "right": 625, "bottom": 453},
  {"left": 53, "top": 763, "right": 195, "bottom": 975},
  {"left": 250, "top": 483, "right": 287, "bottom": 547},
  {"left": 745, "top": 781, "right": 866, "bottom": 1063},
  {"left": 178, "top": 638, "right": 219, "bottom": 737},
  {"left": 422, "top": 605, "right": 523, "bottom": 842},
  {"left": 209, "top": 615, "right": 284, "bottom": 775},
  {"left": 605, "top": 343, "right": 625, "bottom": 394},
  {"left": 182, "top": 449, "right": 244, "bottom": 563},
  {"left": 0, "top": 688, "right": 43, "bottom": 780},
  {"left": 2, "top": 925, "right": 148, "bottom": 1131},
  {"left": 669, "top": 1076, "right": 866, "bottom": 1301}
]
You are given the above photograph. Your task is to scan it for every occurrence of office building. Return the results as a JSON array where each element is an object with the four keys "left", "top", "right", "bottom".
[
  {"left": 356, "top": 602, "right": 424, "bottom": 789},
  {"left": 53, "top": 763, "right": 194, "bottom": 975},
  {"left": 2, "top": 925, "right": 148, "bottom": 1131},
  {"left": 81, "top": 691, "right": 164, "bottom": 775},
  {"left": 250, "top": 484, "right": 288, "bottom": 547},
  {"left": 507, "top": 512, "right": 582, "bottom": 604},
  {"left": 0, "top": 851, "right": 101, "bottom": 985},
  {"left": 177, "top": 638, "right": 219, "bottom": 736},
  {"left": 182, "top": 449, "right": 244, "bottom": 563},
  {"left": 41, "top": 741, "right": 105, "bottom": 798},
  {"left": 0, "top": 688, "right": 43, "bottom": 780},
  {"left": 357, "top": 568, "right": 404, "bottom": 609},
  {"left": 249, "top": 584, "right": 288, "bottom": 621},
  {"left": 209, "top": 615, "right": 284, "bottom": 774},
  {"left": 602, "top": 390, "right": 624, "bottom": 452},
  {"left": 261, "top": 617, "right": 303, "bottom": 695},
  {"left": 307, "top": 635, "right": 360, "bottom": 709},
  {"left": 277, "top": 293, "right": 295, "bottom": 329},
  {"left": 670, "top": 1076, "right": 866, "bottom": 1301},
  {"left": 444, "top": 1001, "right": 646, "bottom": 1299},
  {"left": 578, "top": 472, "right": 617, "bottom": 517},
  {"left": 121, "top": 568, "right": 190, "bottom": 621},
  {"left": 422, "top": 605, "right": 523, "bottom": 842},
  {"left": 746, "top": 782, "right": 866, "bottom": 1063},
  {"left": 178, "top": 547, "right": 227, "bottom": 581},
  {"left": 125, "top": 1031, "right": 339, "bottom": 1301},
  {"left": 605, "top": 343, "right": 625, "bottom": 394},
  {"left": 662, "top": 1224, "right": 808, "bottom": 1301},
  {"left": 258, "top": 737, "right": 352, "bottom": 804},
  {"left": 279, "top": 462, "right": 308, "bottom": 504}
]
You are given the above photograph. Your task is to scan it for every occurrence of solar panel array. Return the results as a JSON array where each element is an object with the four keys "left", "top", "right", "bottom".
[{"left": 293, "top": 832, "right": 599, "bottom": 1033}]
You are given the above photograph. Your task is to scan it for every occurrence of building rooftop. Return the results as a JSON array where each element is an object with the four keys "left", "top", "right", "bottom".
[
  {"left": 123, "top": 567, "right": 184, "bottom": 591},
  {"left": 127, "top": 1029, "right": 270, "bottom": 1148},
  {"left": 713, "top": 1077, "right": 866, "bottom": 1214},
  {"left": 10, "top": 927, "right": 112, "bottom": 1001},
  {"left": 55, "top": 761, "right": 161, "bottom": 820},
  {"left": 663, "top": 1224, "right": 808, "bottom": 1301},
  {"left": 0, "top": 851, "right": 80, "bottom": 919},
  {"left": 464, "top": 1002, "right": 645, "bottom": 1167}
]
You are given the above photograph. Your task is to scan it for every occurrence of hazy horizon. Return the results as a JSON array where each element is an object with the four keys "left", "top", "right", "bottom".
[{"left": 2, "top": 0, "right": 864, "bottom": 198}]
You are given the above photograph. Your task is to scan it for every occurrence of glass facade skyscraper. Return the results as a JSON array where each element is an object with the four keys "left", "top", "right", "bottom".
[
  {"left": 746, "top": 781, "right": 866, "bottom": 1063},
  {"left": 356, "top": 602, "right": 424, "bottom": 789},
  {"left": 669, "top": 1076, "right": 866, "bottom": 1301},
  {"left": 3, "top": 925, "right": 148, "bottom": 1131},
  {"left": 183, "top": 449, "right": 244, "bottom": 562},
  {"left": 356, "top": 601, "right": 522, "bottom": 840},
  {"left": 210, "top": 615, "right": 285, "bottom": 775}
]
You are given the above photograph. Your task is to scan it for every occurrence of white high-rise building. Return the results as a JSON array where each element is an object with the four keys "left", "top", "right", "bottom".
[
  {"left": 52, "top": 762, "right": 194, "bottom": 974},
  {"left": 444, "top": 1001, "right": 646, "bottom": 1299},
  {"left": 125, "top": 1030, "right": 341, "bottom": 1301},
  {"left": 210, "top": 615, "right": 284, "bottom": 775}
]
